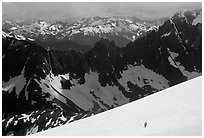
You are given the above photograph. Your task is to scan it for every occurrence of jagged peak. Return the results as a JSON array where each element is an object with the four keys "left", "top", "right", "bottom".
[
  {"left": 172, "top": 9, "right": 201, "bottom": 17},
  {"left": 171, "top": 9, "right": 202, "bottom": 24}
]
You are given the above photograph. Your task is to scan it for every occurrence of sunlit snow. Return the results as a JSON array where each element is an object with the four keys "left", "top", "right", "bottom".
[{"left": 34, "top": 76, "right": 202, "bottom": 136}]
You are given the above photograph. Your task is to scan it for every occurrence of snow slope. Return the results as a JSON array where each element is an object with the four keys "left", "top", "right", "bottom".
[{"left": 33, "top": 76, "right": 202, "bottom": 136}]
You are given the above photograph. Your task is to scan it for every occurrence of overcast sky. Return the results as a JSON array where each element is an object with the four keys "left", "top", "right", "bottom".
[{"left": 2, "top": 2, "right": 202, "bottom": 20}]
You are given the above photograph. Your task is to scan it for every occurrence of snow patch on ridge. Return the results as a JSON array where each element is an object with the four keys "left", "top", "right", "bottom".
[
  {"left": 167, "top": 48, "right": 179, "bottom": 59},
  {"left": 2, "top": 64, "right": 27, "bottom": 98},
  {"left": 168, "top": 56, "right": 178, "bottom": 68},
  {"left": 175, "top": 62, "right": 201, "bottom": 80},
  {"left": 161, "top": 32, "right": 171, "bottom": 38}
]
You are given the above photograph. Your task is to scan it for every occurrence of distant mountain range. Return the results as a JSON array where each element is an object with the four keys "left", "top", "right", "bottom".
[
  {"left": 3, "top": 16, "right": 168, "bottom": 51},
  {"left": 2, "top": 9, "right": 202, "bottom": 135}
]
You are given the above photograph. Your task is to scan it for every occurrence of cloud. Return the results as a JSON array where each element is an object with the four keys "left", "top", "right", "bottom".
[{"left": 2, "top": 2, "right": 202, "bottom": 20}]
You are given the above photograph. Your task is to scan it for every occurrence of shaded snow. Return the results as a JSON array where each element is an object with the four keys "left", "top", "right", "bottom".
[
  {"left": 118, "top": 64, "right": 169, "bottom": 91},
  {"left": 37, "top": 71, "right": 128, "bottom": 111},
  {"left": 175, "top": 62, "right": 201, "bottom": 80},
  {"left": 62, "top": 71, "right": 128, "bottom": 110},
  {"left": 166, "top": 48, "right": 200, "bottom": 79},
  {"left": 34, "top": 76, "right": 202, "bottom": 136}
]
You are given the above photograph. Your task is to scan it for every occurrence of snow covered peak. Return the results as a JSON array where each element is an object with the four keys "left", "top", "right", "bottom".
[{"left": 2, "top": 16, "right": 163, "bottom": 48}]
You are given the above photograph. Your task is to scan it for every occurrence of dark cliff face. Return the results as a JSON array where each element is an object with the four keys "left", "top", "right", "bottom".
[
  {"left": 2, "top": 37, "right": 89, "bottom": 135},
  {"left": 122, "top": 10, "right": 202, "bottom": 85},
  {"left": 2, "top": 10, "right": 202, "bottom": 135}
]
